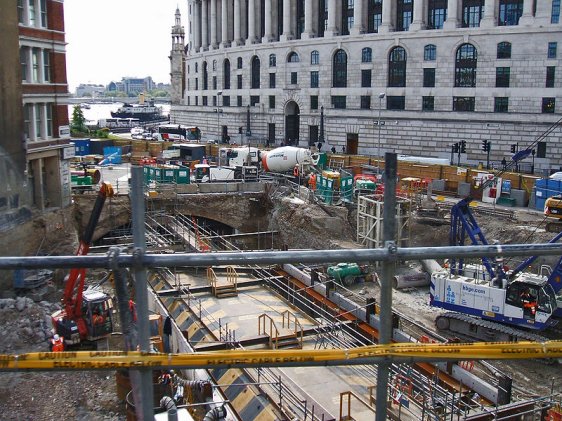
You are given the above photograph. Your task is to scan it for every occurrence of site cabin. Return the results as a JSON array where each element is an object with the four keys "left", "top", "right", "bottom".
[
  {"left": 193, "top": 163, "right": 258, "bottom": 182},
  {"left": 167, "top": 144, "right": 207, "bottom": 162},
  {"left": 430, "top": 268, "right": 558, "bottom": 330},
  {"left": 153, "top": 124, "right": 201, "bottom": 142},
  {"left": 219, "top": 146, "right": 260, "bottom": 167}
]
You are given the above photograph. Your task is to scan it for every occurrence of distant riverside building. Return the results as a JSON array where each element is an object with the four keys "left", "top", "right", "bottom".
[
  {"left": 170, "top": 1, "right": 561, "bottom": 174},
  {"left": 18, "top": 0, "right": 72, "bottom": 210},
  {"left": 107, "top": 77, "right": 155, "bottom": 96},
  {"left": 75, "top": 83, "right": 105, "bottom": 97}
]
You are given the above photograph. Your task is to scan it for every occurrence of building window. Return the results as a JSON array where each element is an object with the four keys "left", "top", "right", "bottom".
[
  {"left": 212, "top": 60, "right": 217, "bottom": 71},
  {"left": 542, "top": 97, "right": 555, "bottom": 113},
  {"left": 250, "top": 95, "right": 260, "bottom": 106},
  {"left": 497, "top": 42, "right": 512, "bottom": 59},
  {"left": 269, "top": 73, "right": 276, "bottom": 88},
  {"left": 35, "top": 103, "right": 43, "bottom": 139},
  {"left": 331, "top": 95, "right": 347, "bottom": 109},
  {"left": 223, "top": 96, "right": 230, "bottom": 106},
  {"left": 237, "top": 95, "right": 242, "bottom": 107},
  {"left": 213, "top": 96, "right": 217, "bottom": 106},
  {"left": 496, "top": 67, "right": 510, "bottom": 87},
  {"left": 203, "top": 96, "right": 208, "bottom": 106},
  {"left": 188, "top": 97, "right": 191, "bottom": 106},
  {"left": 455, "top": 43, "right": 477, "bottom": 87},
  {"left": 251, "top": 56, "right": 260, "bottom": 89},
  {"left": 424, "top": 44, "right": 436, "bottom": 61},
  {"left": 291, "top": 72, "right": 298, "bottom": 84},
  {"left": 20, "top": 47, "right": 28, "bottom": 82},
  {"left": 202, "top": 62, "right": 208, "bottom": 90},
  {"left": 361, "top": 95, "right": 371, "bottom": 109},
  {"left": 423, "top": 68, "right": 435, "bottom": 87},
  {"left": 553, "top": 0, "right": 560, "bottom": 23},
  {"left": 237, "top": 74, "right": 242, "bottom": 89},
  {"left": 537, "top": 141, "right": 546, "bottom": 158},
  {"left": 367, "top": 0, "right": 382, "bottom": 33},
  {"left": 223, "top": 59, "right": 231, "bottom": 89},
  {"left": 195, "top": 63, "right": 198, "bottom": 72},
  {"left": 311, "top": 71, "right": 319, "bottom": 88},
  {"left": 23, "top": 104, "right": 31, "bottom": 140},
  {"left": 387, "top": 96, "right": 405, "bottom": 110},
  {"left": 269, "top": 54, "right": 276, "bottom": 67},
  {"left": 237, "top": 57, "right": 243, "bottom": 68},
  {"left": 388, "top": 46, "right": 407, "bottom": 87},
  {"left": 453, "top": 96, "right": 475, "bottom": 111},
  {"left": 494, "top": 97, "right": 509, "bottom": 112},
  {"left": 397, "top": 0, "right": 413, "bottom": 31},
  {"left": 546, "top": 66, "right": 555, "bottom": 88},
  {"left": 42, "top": 50, "right": 50, "bottom": 82},
  {"left": 548, "top": 42, "right": 557, "bottom": 58},
  {"left": 269, "top": 95, "right": 275, "bottom": 109},
  {"left": 47, "top": 103, "right": 53, "bottom": 136},
  {"left": 18, "top": 0, "right": 24, "bottom": 24},
  {"left": 499, "top": 0, "right": 523, "bottom": 26},
  {"left": 311, "top": 50, "right": 320, "bottom": 65},
  {"left": 28, "top": 0, "right": 36, "bottom": 26},
  {"left": 288, "top": 52, "right": 300, "bottom": 62},
  {"left": 333, "top": 49, "right": 348, "bottom": 87},
  {"left": 311, "top": 95, "right": 319, "bottom": 110},
  {"left": 32, "top": 48, "right": 40, "bottom": 82},
  {"left": 40, "top": 0, "right": 47, "bottom": 27},
  {"left": 462, "top": 0, "right": 484, "bottom": 27},
  {"left": 213, "top": 76, "right": 217, "bottom": 90},
  {"left": 422, "top": 96, "right": 434, "bottom": 111},
  {"left": 362, "top": 47, "right": 372, "bottom": 63},
  {"left": 195, "top": 78, "right": 199, "bottom": 90},
  {"left": 341, "top": 0, "right": 354, "bottom": 35},
  {"left": 428, "top": 0, "right": 447, "bottom": 29},
  {"left": 361, "top": 69, "right": 372, "bottom": 87}
]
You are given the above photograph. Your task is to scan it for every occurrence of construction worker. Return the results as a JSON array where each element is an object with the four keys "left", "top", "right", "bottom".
[
  {"left": 520, "top": 288, "right": 537, "bottom": 316},
  {"left": 309, "top": 173, "right": 317, "bottom": 191},
  {"left": 129, "top": 299, "right": 137, "bottom": 322},
  {"left": 50, "top": 334, "right": 64, "bottom": 352}
]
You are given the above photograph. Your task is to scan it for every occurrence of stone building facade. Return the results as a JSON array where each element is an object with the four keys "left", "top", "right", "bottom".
[{"left": 170, "top": 0, "right": 561, "bottom": 174}]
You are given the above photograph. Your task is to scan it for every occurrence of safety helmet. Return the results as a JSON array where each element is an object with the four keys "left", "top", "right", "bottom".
[{"left": 53, "top": 334, "right": 60, "bottom": 341}]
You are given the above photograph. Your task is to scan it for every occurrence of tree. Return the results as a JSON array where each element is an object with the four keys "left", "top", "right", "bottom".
[{"left": 71, "top": 105, "right": 88, "bottom": 133}]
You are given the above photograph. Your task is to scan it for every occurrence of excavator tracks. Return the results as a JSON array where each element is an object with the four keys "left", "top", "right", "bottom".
[{"left": 435, "top": 312, "right": 550, "bottom": 343}]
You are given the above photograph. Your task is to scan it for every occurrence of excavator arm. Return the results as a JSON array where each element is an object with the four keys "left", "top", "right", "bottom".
[{"left": 62, "top": 183, "right": 114, "bottom": 325}]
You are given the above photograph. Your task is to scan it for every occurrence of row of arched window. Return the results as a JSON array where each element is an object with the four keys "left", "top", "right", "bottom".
[{"left": 191, "top": 41, "right": 521, "bottom": 90}]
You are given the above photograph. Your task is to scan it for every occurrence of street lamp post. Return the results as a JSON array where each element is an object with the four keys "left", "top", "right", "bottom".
[
  {"left": 377, "top": 93, "right": 385, "bottom": 172},
  {"left": 216, "top": 91, "right": 222, "bottom": 142}
]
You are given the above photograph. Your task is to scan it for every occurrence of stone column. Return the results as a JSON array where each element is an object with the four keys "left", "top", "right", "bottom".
[
  {"left": 443, "top": 0, "right": 458, "bottom": 29},
  {"left": 302, "top": 0, "right": 314, "bottom": 38},
  {"left": 351, "top": 0, "right": 365, "bottom": 35},
  {"left": 379, "top": 0, "right": 394, "bottom": 33},
  {"left": 519, "top": 0, "right": 535, "bottom": 25},
  {"left": 201, "top": 0, "right": 209, "bottom": 50},
  {"left": 194, "top": 0, "right": 202, "bottom": 52},
  {"left": 263, "top": 0, "right": 273, "bottom": 42},
  {"left": 325, "top": 0, "right": 338, "bottom": 36},
  {"left": 534, "top": 0, "right": 553, "bottom": 25},
  {"left": 221, "top": 0, "right": 229, "bottom": 47},
  {"left": 480, "top": 0, "right": 497, "bottom": 28},
  {"left": 210, "top": 0, "right": 218, "bottom": 48},
  {"left": 280, "top": 0, "right": 293, "bottom": 40},
  {"left": 234, "top": 0, "right": 241, "bottom": 45},
  {"left": 409, "top": 0, "right": 425, "bottom": 30},
  {"left": 247, "top": 0, "right": 256, "bottom": 44}
]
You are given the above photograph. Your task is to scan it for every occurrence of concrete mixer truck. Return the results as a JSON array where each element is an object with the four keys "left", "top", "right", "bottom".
[{"left": 261, "top": 146, "right": 317, "bottom": 173}]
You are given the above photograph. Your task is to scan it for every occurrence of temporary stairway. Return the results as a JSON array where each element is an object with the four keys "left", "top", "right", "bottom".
[
  {"left": 207, "top": 266, "right": 238, "bottom": 298},
  {"left": 258, "top": 310, "right": 303, "bottom": 349}
]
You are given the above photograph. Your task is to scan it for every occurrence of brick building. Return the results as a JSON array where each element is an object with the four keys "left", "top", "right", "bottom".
[
  {"left": 19, "top": 0, "right": 72, "bottom": 210},
  {"left": 171, "top": 0, "right": 561, "bottom": 174}
]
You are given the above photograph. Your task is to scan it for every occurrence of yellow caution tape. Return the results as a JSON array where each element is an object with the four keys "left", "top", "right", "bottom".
[{"left": 0, "top": 341, "right": 561, "bottom": 371}]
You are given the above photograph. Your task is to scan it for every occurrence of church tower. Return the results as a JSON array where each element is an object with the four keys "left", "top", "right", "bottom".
[{"left": 170, "top": 6, "right": 185, "bottom": 105}]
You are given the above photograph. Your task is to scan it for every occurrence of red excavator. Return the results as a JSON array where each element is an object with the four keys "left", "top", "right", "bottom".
[{"left": 51, "top": 182, "right": 115, "bottom": 346}]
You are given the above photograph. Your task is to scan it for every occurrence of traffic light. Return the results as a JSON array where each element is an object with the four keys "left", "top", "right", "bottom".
[
  {"left": 510, "top": 144, "right": 517, "bottom": 153},
  {"left": 453, "top": 143, "right": 459, "bottom": 153},
  {"left": 460, "top": 140, "right": 466, "bottom": 153},
  {"left": 481, "top": 140, "right": 489, "bottom": 152}
]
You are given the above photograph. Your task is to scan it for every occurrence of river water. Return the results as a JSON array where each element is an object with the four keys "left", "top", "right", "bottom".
[{"left": 67, "top": 102, "right": 171, "bottom": 126}]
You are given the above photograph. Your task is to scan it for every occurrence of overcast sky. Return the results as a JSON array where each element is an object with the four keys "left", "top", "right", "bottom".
[{"left": 64, "top": 1, "right": 187, "bottom": 91}]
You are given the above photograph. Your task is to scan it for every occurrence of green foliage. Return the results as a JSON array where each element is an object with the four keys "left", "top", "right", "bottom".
[
  {"left": 95, "top": 128, "right": 110, "bottom": 139},
  {"left": 71, "top": 105, "right": 88, "bottom": 133}
]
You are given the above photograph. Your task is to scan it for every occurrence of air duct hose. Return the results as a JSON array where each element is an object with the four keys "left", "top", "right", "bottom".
[{"left": 203, "top": 406, "right": 226, "bottom": 421}]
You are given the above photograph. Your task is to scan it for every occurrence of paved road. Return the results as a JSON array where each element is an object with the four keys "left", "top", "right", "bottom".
[{"left": 96, "top": 163, "right": 131, "bottom": 195}]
